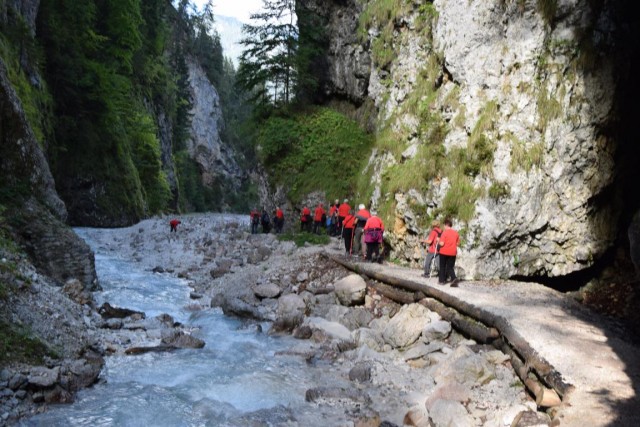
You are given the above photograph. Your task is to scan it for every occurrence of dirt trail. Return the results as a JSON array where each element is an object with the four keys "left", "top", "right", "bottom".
[{"left": 335, "top": 259, "right": 640, "bottom": 426}]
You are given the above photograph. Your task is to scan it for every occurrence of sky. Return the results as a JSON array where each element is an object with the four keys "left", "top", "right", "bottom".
[{"left": 192, "top": 0, "right": 264, "bottom": 23}]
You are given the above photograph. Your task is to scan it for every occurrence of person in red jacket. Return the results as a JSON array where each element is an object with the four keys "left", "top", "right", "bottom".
[
  {"left": 437, "top": 218, "right": 460, "bottom": 286},
  {"left": 364, "top": 211, "right": 384, "bottom": 263},
  {"left": 353, "top": 204, "right": 371, "bottom": 258},
  {"left": 250, "top": 208, "right": 260, "bottom": 234},
  {"left": 337, "top": 199, "right": 351, "bottom": 231},
  {"left": 313, "top": 203, "right": 326, "bottom": 235},
  {"left": 341, "top": 210, "right": 356, "bottom": 255},
  {"left": 422, "top": 220, "right": 442, "bottom": 277},
  {"left": 169, "top": 218, "right": 181, "bottom": 233},
  {"left": 300, "top": 206, "right": 312, "bottom": 232},
  {"left": 274, "top": 207, "right": 284, "bottom": 233}
]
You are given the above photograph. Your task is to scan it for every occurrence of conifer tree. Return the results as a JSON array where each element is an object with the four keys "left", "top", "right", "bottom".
[{"left": 236, "top": 0, "right": 297, "bottom": 107}]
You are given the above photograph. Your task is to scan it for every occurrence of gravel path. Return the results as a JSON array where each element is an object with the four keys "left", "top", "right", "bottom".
[{"left": 344, "top": 260, "right": 640, "bottom": 426}]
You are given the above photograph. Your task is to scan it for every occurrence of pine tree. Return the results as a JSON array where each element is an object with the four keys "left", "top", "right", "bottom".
[{"left": 236, "top": 0, "right": 297, "bottom": 107}]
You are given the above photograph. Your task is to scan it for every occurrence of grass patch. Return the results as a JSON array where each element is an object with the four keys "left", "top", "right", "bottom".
[
  {"left": 508, "top": 133, "right": 544, "bottom": 172},
  {"left": 537, "top": 0, "right": 558, "bottom": 26},
  {"left": 536, "top": 85, "right": 562, "bottom": 131},
  {"left": 439, "top": 171, "right": 481, "bottom": 223},
  {"left": 488, "top": 181, "right": 511, "bottom": 200},
  {"left": 277, "top": 232, "right": 330, "bottom": 247},
  {"left": 258, "top": 107, "right": 374, "bottom": 204},
  {"left": 0, "top": 320, "right": 56, "bottom": 365}
]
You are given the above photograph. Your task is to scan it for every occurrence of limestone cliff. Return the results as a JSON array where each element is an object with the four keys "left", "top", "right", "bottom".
[
  {"left": 187, "top": 57, "right": 244, "bottom": 199},
  {"left": 300, "top": 0, "right": 640, "bottom": 281}
]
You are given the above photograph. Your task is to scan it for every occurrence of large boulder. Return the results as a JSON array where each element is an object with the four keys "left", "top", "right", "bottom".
[
  {"left": 272, "top": 294, "right": 306, "bottom": 332},
  {"left": 334, "top": 274, "right": 367, "bottom": 306},
  {"left": 382, "top": 303, "right": 430, "bottom": 348}
]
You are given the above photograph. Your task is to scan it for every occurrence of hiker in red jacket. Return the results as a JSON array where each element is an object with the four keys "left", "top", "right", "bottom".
[
  {"left": 438, "top": 218, "right": 460, "bottom": 286},
  {"left": 169, "top": 218, "right": 181, "bottom": 233},
  {"left": 422, "top": 220, "right": 442, "bottom": 277},
  {"left": 300, "top": 206, "right": 312, "bottom": 232},
  {"left": 353, "top": 204, "right": 371, "bottom": 258},
  {"left": 337, "top": 199, "right": 351, "bottom": 231},
  {"left": 274, "top": 207, "right": 284, "bottom": 233},
  {"left": 364, "top": 211, "right": 384, "bottom": 263},
  {"left": 250, "top": 208, "right": 260, "bottom": 234},
  {"left": 342, "top": 211, "right": 356, "bottom": 255},
  {"left": 313, "top": 203, "right": 326, "bottom": 235}
]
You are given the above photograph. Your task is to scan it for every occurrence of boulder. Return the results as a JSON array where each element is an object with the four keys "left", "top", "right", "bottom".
[
  {"left": 404, "top": 405, "right": 430, "bottom": 427},
  {"left": 253, "top": 283, "right": 282, "bottom": 299},
  {"left": 431, "top": 346, "right": 496, "bottom": 386},
  {"left": 161, "top": 330, "right": 205, "bottom": 349},
  {"left": 422, "top": 320, "right": 452, "bottom": 343},
  {"left": 382, "top": 303, "right": 430, "bottom": 348},
  {"left": 403, "top": 342, "right": 445, "bottom": 361},
  {"left": 352, "top": 328, "right": 385, "bottom": 352},
  {"left": 272, "top": 294, "right": 306, "bottom": 332},
  {"left": 348, "top": 364, "right": 372, "bottom": 383},
  {"left": 62, "top": 278, "right": 93, "bottom": 306},
  {"left": 334, "top": 274, "right": 367, "bottom": 306},
  {"left": 27, "top": 367, "right": 60, "bottom": 388},
  {"left": 307, "top": 317, "right": 353, "bottom": 342},
  {"left": 98, "top": 302, "right": 145, "bottom": 320},
  {"left": 429, "top": 400, "right": 473, "bottom": 427}
]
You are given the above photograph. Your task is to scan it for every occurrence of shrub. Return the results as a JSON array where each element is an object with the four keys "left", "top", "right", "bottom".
[{"left": 277, "top": 232, "right": 330, "bottom": 247}]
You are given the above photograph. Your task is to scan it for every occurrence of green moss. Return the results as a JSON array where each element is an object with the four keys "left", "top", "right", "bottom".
[
  {"left": 0, "top": 33, "right": 53, "bottom": 147},
  {"left": 536, "top": 85, "right": 562, "bottom": 131},
  {"left": 0, "top": 320, "right": 56, "bottom": 365},
  {"left": 440, "top": 171, "right": 481, "bottom": 223},
  {"left": 277, "top": 232, "right": 330, "bottom": 247},
  {"left": 508, "top": 133, "right": 545, "bottom": 172},
  {"left": 537, "top": 0, "right": 558, "bottom": 26},
  {"left": 258, "top": 107, "right": 373, "bottom": 204},
  {"left": 488, "top": 181, "right": 511, "bottom": 200}
]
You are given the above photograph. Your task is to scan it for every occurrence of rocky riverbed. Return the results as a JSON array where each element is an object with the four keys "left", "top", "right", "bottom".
[{"left": 1, "top": 214, "right": 549, "bottom": 426}]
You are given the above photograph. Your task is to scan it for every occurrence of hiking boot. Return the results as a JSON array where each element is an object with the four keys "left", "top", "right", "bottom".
[{"left": 450, "top": 279, "right": 460, "bottom": 287}]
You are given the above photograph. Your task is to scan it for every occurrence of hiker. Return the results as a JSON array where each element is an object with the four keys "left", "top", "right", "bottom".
[
  {"left": 274, "top": 207, "right": 284, "bottom": 233},
  {"left": 341, "top": 210, "right": 356, "bottom": 255},
  {"left": 337, "top": 199, "right": 351, "bottom": 231},
  {"left": 353, "top": 204, "right": 371, "bottom": 258},
  {"left": 438, "top": 218, "right": 460, "bottom": 286},
  {"left": 364, "top": 211, "right": 384, "bottom": 263},
  {"left": 328, "top": 199, "right": 340, "bottom": 236},
  {"left": 313, "top": 203, "right": 326, "bottom": 235},
  {"left": 169, "top": 218, "right": 181, "bottom": 233},
  {"left": 300, "top": 206, "right": 312, "bottom": 232},
  {"left": 250, "top": 207, "right": 260, "bottom": 234},
  {"left": 422, "top": 220, "right": 443, "bottom": 277},
  {"left": 261, "top": 209, "right": 271, "bottom": 234}
]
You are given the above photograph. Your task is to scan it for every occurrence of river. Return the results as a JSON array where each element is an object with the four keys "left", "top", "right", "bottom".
[{"left": 20, "top": 228, "right": 351, "bottom": 427}]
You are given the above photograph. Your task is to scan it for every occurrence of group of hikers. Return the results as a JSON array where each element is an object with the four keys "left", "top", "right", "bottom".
[
  {"left": 297, "top": 199, "right": 385, "bottom": 263},
  {"left": 250, "top": 207, "right": 284, "bottom": 234},
  {"left": 170, "top": 206, "right": 460, "bottom": 283}
]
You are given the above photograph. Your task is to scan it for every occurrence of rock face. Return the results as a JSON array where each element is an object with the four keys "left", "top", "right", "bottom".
[
  {"left": 1, "top": 59, "right": 97, "bottom": 289},
  {"left": 187, "top": 58, "right": 245, "bottom": 205},
  {"left": 298, "top": 0, "right": 640, "bottom": 281}
]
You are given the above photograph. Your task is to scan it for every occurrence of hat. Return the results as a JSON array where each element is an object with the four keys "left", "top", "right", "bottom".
[
  {"left": 335, "top": 199, "right": 339, "bottom": 203},
  {"left": 344, "top": 198, "right": 348, "bottom": 203},
  {"left": 358, "top": 204, "right": 365, "bottom": 210},
  {"left": 370, "top": 210, "right": 377, "bottom": 216}
]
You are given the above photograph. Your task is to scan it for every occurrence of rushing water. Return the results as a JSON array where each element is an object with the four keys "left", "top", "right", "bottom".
[{"left": 21, "top": 228, "right": 348, "bottom": 427}]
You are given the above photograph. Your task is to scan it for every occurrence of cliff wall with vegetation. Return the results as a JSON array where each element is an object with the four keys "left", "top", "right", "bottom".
[{"left": 299, "top": 0, "right": 640, "bottom": 287}]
